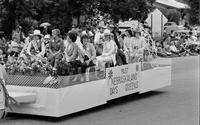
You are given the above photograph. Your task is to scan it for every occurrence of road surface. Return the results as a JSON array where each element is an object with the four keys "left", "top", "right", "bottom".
[{"left": 1, "top": 56, "right": 199, "bottom": 125}]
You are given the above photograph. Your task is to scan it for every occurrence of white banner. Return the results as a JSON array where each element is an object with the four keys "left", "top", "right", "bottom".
[{"left": 106, "top": 63, "right": 141, "bottom": 100}]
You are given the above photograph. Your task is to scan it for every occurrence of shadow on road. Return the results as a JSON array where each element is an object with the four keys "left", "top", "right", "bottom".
[{"left": 5, "top": 91, "right": 167, "bottom": 122}]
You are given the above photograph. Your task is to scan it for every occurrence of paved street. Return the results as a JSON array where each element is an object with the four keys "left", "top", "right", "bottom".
[{"left": 1, "top": 56, "right": 199, "bottom": 125}]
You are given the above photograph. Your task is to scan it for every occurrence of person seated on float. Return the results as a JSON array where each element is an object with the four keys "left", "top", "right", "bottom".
[
  {"left": 26, "top": 30, "right": 45, "bottom": 59},
  {"left": 48, "top": 29, "right": 64, "bottom": 70},
  {"left": 43, "top": 34, "right": 51, "bottom": 57},
  {"left": 123, "top": 29, "right": 134, "bottom": 63},
  {"left": 12, "top": 25, "right": 25, "bottom": 44},
  {"left": 96, "top": 29, "right": 117, "bottom": 72},
  {"left": 19, "top": 29, "right": 34, "bottom": 58},
  {"left": 0, "top": 49, "right": 5, "bottom": 65},
  {"left": 62, "top": 31, "right": 79, "bottom": 76},
  {"left": 109, "top": 24, "right": 127, "bottom": 65},
  {"left": 70, "top": 34, "right": 96, "bottom": 81},
  {"left": 7, "top": 35, "right": 21, "bottom": 57},
  {"left": 131, "top": 29, "right": 146, "bottom": 63}
]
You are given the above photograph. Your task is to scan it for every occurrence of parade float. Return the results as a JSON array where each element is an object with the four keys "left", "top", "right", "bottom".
[{"left": 0, "top": 56, "right": 171, "bottom": 118}]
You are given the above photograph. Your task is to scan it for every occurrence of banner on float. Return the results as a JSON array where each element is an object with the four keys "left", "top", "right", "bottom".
[{"left": 106, "top": 63, "right": 141, "bottom": 100}]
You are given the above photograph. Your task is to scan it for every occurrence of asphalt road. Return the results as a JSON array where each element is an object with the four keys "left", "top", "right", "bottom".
[{"left": 1, "top": 56, "right": 199, "bottom": 125}]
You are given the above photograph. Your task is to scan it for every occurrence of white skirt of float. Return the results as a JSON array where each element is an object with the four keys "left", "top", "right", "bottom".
[
  {"left": 0, "top": 109, "right": 6, "bottom": 119},
  {"left": 6, "top": 79, "right": 106, "bottom": 117}
]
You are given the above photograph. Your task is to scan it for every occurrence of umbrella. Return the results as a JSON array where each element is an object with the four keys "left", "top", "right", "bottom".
[{"left": 39, "top": 22, "right": 51, "bottom": 27}]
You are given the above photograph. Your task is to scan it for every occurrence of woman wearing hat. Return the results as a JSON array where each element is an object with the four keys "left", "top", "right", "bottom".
[
  {"left": 131, "top": 29, "right": 146, "bottom": 63},
  {"left": 26, "top": 30, "right": 45, "bottom": 58},
  {"left": 96, "top": 29, "right": 117, "bottom": 72},
  {"left": 48, "top": 29, "right": 64, "bottom": 69},
  {"left": 43, "top": 34, "right": 51, "bottom": 57}
]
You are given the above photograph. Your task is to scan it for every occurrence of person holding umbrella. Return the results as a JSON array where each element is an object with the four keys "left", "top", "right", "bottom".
[{"left": 40, "top": 22, "right": 51, "bottom": 35}]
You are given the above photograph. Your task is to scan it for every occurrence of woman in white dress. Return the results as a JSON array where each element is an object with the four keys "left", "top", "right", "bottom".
[
  {"left": 96, "top": 29, "right": 117, "bottom": 72},
  {"left": 123, "top": 29, "right": 134, "bottom": 63}
]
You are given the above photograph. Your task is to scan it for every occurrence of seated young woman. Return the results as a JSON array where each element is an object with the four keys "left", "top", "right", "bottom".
[
  {"left": 96, "top": 29, "right": 117, "bottom": 72},
  {"left": 56, "top": 31, "right": 79, "bottom": 76},
  {"left": 71, "top": 34, "right": 96, "bottom": 81},
  {"left": 26, "top": 30, "right": 45, "bottom": 59},
  {"left": 48, "top": 29, "right": 64, "bottom": 70}
]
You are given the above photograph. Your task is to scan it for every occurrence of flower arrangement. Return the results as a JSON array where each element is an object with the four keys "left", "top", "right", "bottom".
[{"left": 5, "top": 55, "right": 54, "bottom": 76}]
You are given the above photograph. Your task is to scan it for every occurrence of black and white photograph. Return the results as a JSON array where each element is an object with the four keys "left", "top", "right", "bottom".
[{"left": 0, "top": 0, "right": 199, "bottom": 125}]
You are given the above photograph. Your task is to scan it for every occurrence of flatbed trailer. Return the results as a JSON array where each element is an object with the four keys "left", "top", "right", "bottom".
[{"left": 2, "top": 58, "right": 171, "bottom": 117}]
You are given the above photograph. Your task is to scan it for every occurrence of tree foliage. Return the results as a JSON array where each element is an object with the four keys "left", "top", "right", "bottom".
[
  {"left": 1, "top": 0, "right": 155, "bottom": 36},
  {"left": 167, "top": 9, "right": 181, "bottom": 24},
  {"left": 188, "top": 0, "right": 200, "bottom": 25}
]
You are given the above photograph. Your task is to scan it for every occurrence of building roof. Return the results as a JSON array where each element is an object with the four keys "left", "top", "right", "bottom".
[{"left": 155, "top": 0, "right": 190, "bottom": 9}]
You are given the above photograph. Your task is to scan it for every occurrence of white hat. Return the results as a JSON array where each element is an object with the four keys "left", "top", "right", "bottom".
[
  {"left": 81, "top": 31, "right": 88, "bottom": 36},
  {"left": 44, "top": 34, "right": 50, "bottom": 39},
  {"left": 98, "top": 21, "right": 107, "bottom": 29},
  {"left": 104, "top": 29, "right": 112, "bottom": 36},
  {"left": 31, "top": 30, "right": 43, "bottom": 37},
  {"left": 88, "top": 31, "right": 94, "bottom": 37}
]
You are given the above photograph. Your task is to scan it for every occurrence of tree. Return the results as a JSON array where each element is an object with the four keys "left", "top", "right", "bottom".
[
  {"left": 177, "top": 0, "right": 200, "bottom": 25},
  {"left": 97, "top": 0, "right": 155, "bottom": 23},
  {"left": 188, "top": 0, "right": 200, "bottom": 25},
  {"left": 1, "top": 0, "right": 155, "bottom": 36},
  {"left": 167, "top": 9, "right": 181, "bottom": 24}
]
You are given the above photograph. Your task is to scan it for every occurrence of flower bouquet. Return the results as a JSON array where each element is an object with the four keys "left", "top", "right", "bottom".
[{"left": 5, "top": 55, "right": 54, "bottom": 76}]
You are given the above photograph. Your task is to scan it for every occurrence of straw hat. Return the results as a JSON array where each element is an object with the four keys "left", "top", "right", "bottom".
[
  {"left": 104, "top": 29, "right": 112, "bottom": 36},
  {"left": 52, "top": 29, "right": 60, "bottom": 35},
  {"left": 108, "top": 24, "right": 115, "bottom": 28},
  {"left": 98, "top": 21, "right": 107, "bottom": 29},
  {"left": 30, "top": 30, "right": 43, "bottom": 37},
  {"left": 44, "top": 34, "right": 50, "bottom": 39},
  {"left": 133, "top": 28, "right": 141, "bottom": 33},
  {"left": 81, "top": 31, "right": 88, "bottom": 36}
]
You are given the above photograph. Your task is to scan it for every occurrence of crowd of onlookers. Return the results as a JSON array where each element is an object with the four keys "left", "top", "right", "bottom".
[
  {"left": 156, "top": 28, "right": 200, "bottom": 57},
  {"left": 0, "top": 22, "right": 199, "bottom": 81}
]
